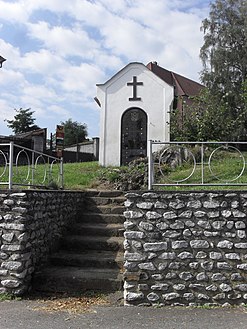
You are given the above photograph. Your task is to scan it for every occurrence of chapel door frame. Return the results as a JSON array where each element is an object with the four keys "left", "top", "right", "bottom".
[{"left": 120, "top": 107, "right": 148, "bottom": 166}]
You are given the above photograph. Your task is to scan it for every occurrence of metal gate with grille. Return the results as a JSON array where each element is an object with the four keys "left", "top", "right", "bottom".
[{"left": 121, "top": 108, "right": 147, "bottom": 165}]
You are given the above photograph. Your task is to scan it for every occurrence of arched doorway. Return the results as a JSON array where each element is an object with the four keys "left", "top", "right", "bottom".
[{"left": 121, "top": 108, "right": 147, "bottom": 165}]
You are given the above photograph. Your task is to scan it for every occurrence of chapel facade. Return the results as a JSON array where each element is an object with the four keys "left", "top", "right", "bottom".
[{"left": 95, "top": 61, "right": 203, "bottom": 167}]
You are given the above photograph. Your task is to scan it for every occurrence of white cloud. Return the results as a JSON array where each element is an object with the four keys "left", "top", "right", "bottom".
[{"left": 0, "top": 0, "right": 211, "bottom": 137}]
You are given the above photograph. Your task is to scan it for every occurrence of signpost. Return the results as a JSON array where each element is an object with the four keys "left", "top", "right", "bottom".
[{"left": 56, "top": 125, "right": 64, "bottom": 157}]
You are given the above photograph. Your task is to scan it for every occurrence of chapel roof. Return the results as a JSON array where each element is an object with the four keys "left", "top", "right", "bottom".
[{"left": 146, "top": 61, "right": 204, "bottom": 97}]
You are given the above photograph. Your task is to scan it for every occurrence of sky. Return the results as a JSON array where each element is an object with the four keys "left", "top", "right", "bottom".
[{"left": 0, "top": 0, "right": 211, "bottom": 139}]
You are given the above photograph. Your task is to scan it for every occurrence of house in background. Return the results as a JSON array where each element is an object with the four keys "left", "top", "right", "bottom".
[
  {"left": 95, "top": 61, "right": 203, "bottom": 167},
  {"left": 0, "top": 128, "right": 47, "bottom": 152}
]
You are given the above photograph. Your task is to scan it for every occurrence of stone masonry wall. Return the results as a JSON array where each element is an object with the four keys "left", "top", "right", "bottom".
[
  {"left": 0, "top": 190, "right": 84, "bottom": 295},
  {"left": 124, "top": 191, "right": 247, "bottom": 306}
]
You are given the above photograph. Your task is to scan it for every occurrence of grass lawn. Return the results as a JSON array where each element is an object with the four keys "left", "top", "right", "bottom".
[{"left": 1, "top": 148, "right": 247, "bottom": 191}]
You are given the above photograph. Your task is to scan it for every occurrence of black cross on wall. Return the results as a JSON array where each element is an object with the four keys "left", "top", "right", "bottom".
[{"left": 127, "top": 76, "right": 143, "bottom": 101}]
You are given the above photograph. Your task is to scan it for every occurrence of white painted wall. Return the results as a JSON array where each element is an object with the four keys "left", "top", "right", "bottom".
[{"left": 96, "top": 62, "right": 174, "bottom": 166}]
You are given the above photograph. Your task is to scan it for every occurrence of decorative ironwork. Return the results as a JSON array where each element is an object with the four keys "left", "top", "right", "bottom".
[
  {"left": 0, "top": 142, "right": 63, "bottom": 189},
  {"left": 148, "top": 141, "right": 247, "bottom": 190},
  {"left": 159, "top": 146, "right": 196, "bottom": 183}
]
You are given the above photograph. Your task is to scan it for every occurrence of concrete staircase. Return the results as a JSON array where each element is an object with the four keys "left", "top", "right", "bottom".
[{"left": 32, "top": 190, "right": 125, "bottom": 295}]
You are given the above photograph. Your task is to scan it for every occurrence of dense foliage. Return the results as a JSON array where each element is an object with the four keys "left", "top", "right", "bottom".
[
  {"left": 172, "top": 0, "right": 247, "bottom": 141},
  {"left": 5, "top": 108, "right": 39, "bottom": 134},
  {"left": 60, "top": 118, "right": 88, "bottom": 146}
]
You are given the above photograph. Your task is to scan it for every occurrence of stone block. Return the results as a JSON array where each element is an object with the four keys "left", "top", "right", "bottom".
[
  {"left": 142, "top": 192, "right": 159, "bottom": 199},
  {"left": 144, "top": 242, "right": 167, "bottom": 252},
  {"left": 124, "top": 231, "right": 145, "bottom": 239},
  {"left": 206, "top": 284, "right": 218, "bottom": 291},
  {"left": 196, "top": 272, "right": 208, "bottom": 281},
  {"left": 231, "top": 273, "right": 243, "bottom": 281},
  {"left": 139, "top": 221, "right": 154, "bottom": 231},
  {"left": 124, "top": 210, "right": 143, "bottom": 219},
  {"left": 235, "top": 221, "right": 246, "bottom": 229},
  {"left": 170, "top": 221, "right": 184, "bottom": 230},
  {"left": 1, "top": 261, "right": 23, "bottom": 271},
  {"left": 225, "top": 253, "right": 240, "bottom": 260},
  {"left": 158, "top": 252, "right": 176, "bottom": 260},
  {"left": 124, "top": 220, "right": 136, "bottom": 229},
  {"left": 184, "top": 220, "right": 195, "bottom": 227},
  {"left": 156, "top": 222, "right": 168, "bottom": 230},
  {"left": 151, "top": 283, "right": 169, "bottom": 291},
  {"left": 183, "top": 229, "right": 192, "bottom": 237},
  {"left": 162, "top": 230, "right": 181, "bottom": 238},
  {"left": 235, "top": 284, "right": 247, "bottom": 292},
  {"left": 183, "top": 293, "right": 194, "bottom": 300},
  {"left": 154, "top": 201, "right": 167, "bottom": 209},
  {"left": 169, "top": 200, "right": 185, "bottom": 209},
  {"left": 211, "top": 273, "right": 227, "bottom": 281},
  {"left": 179, "top": 210, "right": 193, "bottom": 218},
  {"left": 179, "top": 272, "right": 193, "bottom": 281},
  {"left": 198, "top": 220, "right": 211, "bottom": 229},
  {"left": 138, "top": 262, "right": 156, "bottom": 270},
  {"left": 207, "top": 211, "right": 220, "bottom": 218},
  {"left": 163, "top": 211, "right": 177, "bottom": 220},
  {"left": 235, "top": 243, "right": 247, "bottom": 249},
  {"left": 212, "top": 221, "right": 226, "bottom": 230},
  {"left": 237, "top": 264, "right": 247, "bottom": 270},
  {"left": 217, "top": 240, "right": 233, "bottom": 249},
  {"left": 172, "top": 240, "right": 188, "bottom": 249},
  {"left": 190, "top": 240, "right": 210, "bottom": 249},
  {"left": 1, "top": 280, "right": 21, "bottom": 288},
  {"left": 210, "top": 252, "right": 222, "bottom": 260},
  {"left": 178, "top": 252, "right": 194, "bottom": 259},
  {"left": 237, "top": 230, "right": 246, "bottom": 239},
  {"left": 221, "top": 210, "right": 231, "bottom": 218},
  {"left": 136, "top": 202, "right": 153, "bottom": 210},
  {"left": 162, "top": 293, "right": 180, "bottom": 301},
  {"left": 232, "top": 210, "right": 246, "bottom": 218},
  {"left": 219, "top": 283, "right": 232, "bottom": 292},
  {"left": 146, "top": 211, "right": 162, "bottom": 220},
  {"left": 203, "top": 200, "right": 220, "bottom": 208},
  {"left": 217, "top": 262, "right": 232, "bottom": 270},
  {"left": 125, "top": 292, "right": 144, "bottom": 301},
  {"left": 194, "top": 211, "right": 206, "bottom": 218},
  {"left": 147, "top": 292, "right": 160, "bottom": 302},
  {"left": 124, "top": 251, "right": 147, "bottom": 261}
]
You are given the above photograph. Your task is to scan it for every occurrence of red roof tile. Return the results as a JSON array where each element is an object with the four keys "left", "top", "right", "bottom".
[{"left": 146, "top": 61, "right": 204, "bottom": 97}]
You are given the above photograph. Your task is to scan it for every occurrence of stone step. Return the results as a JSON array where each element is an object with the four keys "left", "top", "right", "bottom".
[
  {"left": 61, "top": 235, "right": 124, "bottom": 252},
  {"left": 78, "top": 213, "right": 125, "bottom": 224},
  {"left": 84, "top": 190, "right": 124, "bottom": 198},
  {"left": 69, "top": 223, "right": 124, "bottom": 237},
  {"left": 32, "top": 266, "right": 123, "bottom": 294},
  {"left": 50, "top": 250, "right": 124, "bottom": 269},
  {"left": 85, "top": 204, "right": 125, "bottom": 214},
  {"left": 85, "top": 196, "right": 126, "bottom": 207}
]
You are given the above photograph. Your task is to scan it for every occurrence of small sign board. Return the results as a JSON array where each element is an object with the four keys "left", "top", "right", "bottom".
[{"left": 56, "top": 125, "right": 64, "bottom": 157}]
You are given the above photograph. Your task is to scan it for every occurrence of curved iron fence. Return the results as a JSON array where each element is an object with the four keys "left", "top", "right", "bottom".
[
  {"left": 148, "top": 141, "right": 247, "bottom": 190},
  {"left": 0, "top": 142, "right": 63, "bottom": 189}
]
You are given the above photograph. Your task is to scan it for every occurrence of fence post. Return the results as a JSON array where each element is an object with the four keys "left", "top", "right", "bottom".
[
  {"left": 148, "top": 140, "right": 153, "bottom": 190},
  {"left": 201, "top": 143, "right": 204, "bottom": 184},
  {"left": 8, "top": 142, "right": 14, "bottom": 190},
  {"left": 60, "top": 157, "right": 64, "bottom": 189}
]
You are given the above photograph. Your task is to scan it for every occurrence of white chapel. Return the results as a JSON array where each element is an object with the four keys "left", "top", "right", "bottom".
[{"left": 95, "top": 61, "right": 203, "bottom": 167}]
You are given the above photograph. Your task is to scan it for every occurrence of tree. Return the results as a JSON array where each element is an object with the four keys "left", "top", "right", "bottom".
[
  {"left": 170, "top": 89, "right": 234, "bottom": 141},
  {"left": 61, "top": 118, "right": 88, "bottom": 146},
  {"left": 5, "top": 108, "right": 40, "bottom": 134},
  {"left": 199, "top": 0, "right": 247, "bottom": 140}
]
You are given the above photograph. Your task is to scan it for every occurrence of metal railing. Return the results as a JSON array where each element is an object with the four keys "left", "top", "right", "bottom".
[
  {"left": 0, "top": 142, "right": 63, "bottom": 190},
  {"left": 148, "top": 140, "right": 247, "bottom": 190}
]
